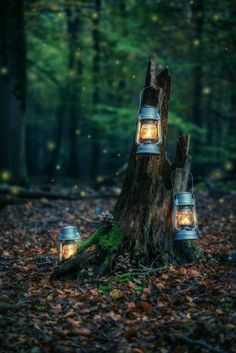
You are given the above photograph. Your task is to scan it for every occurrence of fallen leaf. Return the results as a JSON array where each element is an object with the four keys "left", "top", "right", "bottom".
[
  {"left": 188, "top": 269, "right": 201, "bottom": 276},
  {"left": 77, "top": 327, "right": 91, "bottom": 336},
  {"left": 127, "top": 302, "right": 135, "bottom": 309},
  {"left": 161, "top": 273, "right": 169, "bottom": 280},
  {"left": 126, "top": 324, "right": 140, "bottom": 337},
  {"left": 111, "top": 289, "right": 123, "bottom": 299},
  {"left": 64, "top": 310, "right": 76, "bottom": 318},
  {"left": 135, "top": 301, "right": 152, "bottom": 313}
]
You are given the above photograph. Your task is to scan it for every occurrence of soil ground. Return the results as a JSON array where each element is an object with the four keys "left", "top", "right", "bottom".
[{"left": 0, "top": 191, "right": 235, "bottom": 353}]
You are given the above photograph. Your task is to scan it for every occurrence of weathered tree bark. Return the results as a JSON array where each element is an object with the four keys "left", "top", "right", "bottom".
[
  {"left": 113, "top": 55, "right": 200, "bottom": 268},
  {"left": 52, "top": 54, "right": 202, "bottom": 279}
]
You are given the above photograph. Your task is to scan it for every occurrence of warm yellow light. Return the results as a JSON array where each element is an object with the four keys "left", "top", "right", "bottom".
[
  {"left": 61, "top": 242, "right": 77, "bottom": 260},
  {"left": 139, "top": 121, "right": 158, "bottom": 143},
  {"left": 176, "top": 208, "right": 194, "bottom": 227}
]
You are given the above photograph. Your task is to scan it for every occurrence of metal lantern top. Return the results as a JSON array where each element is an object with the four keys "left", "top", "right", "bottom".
[
  {"left": 59, "top": 226, "right": 80, "bottom": 241},
  {"left": 139, "top": 105, "right": 160, "bottom": 121},
  {"left": 174, "top": 192, "right": 195, "bottom": 206}
]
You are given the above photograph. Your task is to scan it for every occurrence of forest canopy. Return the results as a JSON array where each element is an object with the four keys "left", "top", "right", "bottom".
[{"left": 0, "top": 0, "right": 235, "bottom": 185}]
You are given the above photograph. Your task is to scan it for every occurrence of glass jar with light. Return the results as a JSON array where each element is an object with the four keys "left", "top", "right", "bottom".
[{"left": 59, "top": 226, "right": 81, "bottom": 261}]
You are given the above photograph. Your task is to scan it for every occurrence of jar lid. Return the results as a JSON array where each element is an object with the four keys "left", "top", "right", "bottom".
[{"left": 59, "top": 226, "right": 80, "bottom": 240}]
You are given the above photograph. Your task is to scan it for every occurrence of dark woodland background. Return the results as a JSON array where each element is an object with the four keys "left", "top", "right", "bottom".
[{"left": 0, "top": 0, "right": 235, "bottom": 189}]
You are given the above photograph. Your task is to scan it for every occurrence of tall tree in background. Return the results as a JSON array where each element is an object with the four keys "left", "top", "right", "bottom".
[
  {"left": 0, "top": 0, "right": 28, "bottom": 184},
  {"left": 66, "top": 1, "right": 83, "bottom": 177},
  {"left": 91, "top": 0, "right": 102, "bottom": 180},
  {"left": 7, "top": 0, "right": 234, "bottom": 183},
  {"left": 191, "top": 0, "right": 204, "bottom": 155}
]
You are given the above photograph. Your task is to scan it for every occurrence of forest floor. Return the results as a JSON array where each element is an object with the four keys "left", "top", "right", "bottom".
[{"left": 0, "top": 191, "right": 235, "bottom": 353}]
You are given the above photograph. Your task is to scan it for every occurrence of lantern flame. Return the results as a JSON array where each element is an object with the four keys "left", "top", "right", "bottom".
[
  {"left": 140, "top": 121, "right": 158, "bottom": 142},
  {"left": 61, "top": 243, "right": 77, "bottom": 260},
  {"left": 176, "top": 209, "right": 194, "bottom": 227},
  {"left": 139, "top": 121, "right": 158, "bottom": 142}
]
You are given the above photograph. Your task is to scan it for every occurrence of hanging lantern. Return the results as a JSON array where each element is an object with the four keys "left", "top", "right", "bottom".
[
  {"left": 59, "top": 226, "right": 81, "bottom": 261},
  {"left": 136, "top": 105, "right": 162, "bottom": 154},
  {"left": 173, "top": 192, "right": 199, "bottom": 240}
]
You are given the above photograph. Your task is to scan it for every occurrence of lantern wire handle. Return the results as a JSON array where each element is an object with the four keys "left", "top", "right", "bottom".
[
  {"left": 171, "top": 169, "right": 194, "bottom": 197},
  {"left": 138, "top": 85, "right": 163, "bottom": 113}
]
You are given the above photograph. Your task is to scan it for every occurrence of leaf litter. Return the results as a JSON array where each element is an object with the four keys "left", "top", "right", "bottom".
[{"left": 0, "top": 191, "right": 235, "bottom": 353}]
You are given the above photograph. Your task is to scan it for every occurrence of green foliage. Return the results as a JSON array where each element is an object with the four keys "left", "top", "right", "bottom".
[
  {"left": 133, "top": 285, "right": 143, "bottom": 293},
  {"left": 98, "top": 284, "right": 112, "bottom": 293},
  {"left": 23, "top": 0, "right": 236, "bottom": 180},
  {"left": 115, "top": 273, "right": 133, "bottom": 283},
  {"left": 220, "top": 182, "right": 236, "bottom": 191},
  {"left": 101, "top": 255, "right": 111, "bottom": 270},
  {"left": 168, "top": 112, "right": 205, "bottom": 134}
]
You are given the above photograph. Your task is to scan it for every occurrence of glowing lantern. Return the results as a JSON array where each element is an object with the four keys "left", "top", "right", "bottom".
[
  {"left": 173, "top": 192, "right": 199, "bottom": 240},
  {"left": 59, "top": 226, "right": 81, "bottom": 261},
  {"left": 136, "top": 105, "right": 162, "bottom": 154}
]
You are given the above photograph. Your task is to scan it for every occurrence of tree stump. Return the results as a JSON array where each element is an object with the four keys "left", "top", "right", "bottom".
[{"left": 52, "top": 54, "right": 202, "bottom": 279}]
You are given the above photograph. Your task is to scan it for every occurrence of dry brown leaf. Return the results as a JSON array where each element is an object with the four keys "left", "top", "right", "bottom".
[
  {"left": 76, "top": 327, "right": 92, "bottom": 336},
  {"left": 133, "top": 348, "right": 144, "bottom": 353},
  {"left": 64, "top": 310, "right": 76, "bottom": 318},
  {"left": 67, "top": 318, "right": 80, "bottom": 327},
  {"left": 127, "top": 302, "right": 135, "bottom": 309},
  {"left": 188, "top": 269, "right": 201, "bottom": 276},
  {"left": 161, "top": 273, "right": 169, "bottom": 280},
  {"left": 126, "top": 324, "right": 140, "bottom": 337},
  {"left": 135, "top": 301, "right": 152, "bottom": 313}
]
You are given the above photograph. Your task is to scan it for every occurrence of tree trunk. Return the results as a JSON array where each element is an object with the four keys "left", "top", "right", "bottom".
[
  {"left": 191, "top": 0, "right": 204, "bottom": 157},
  {"left": 0, "top": 0, "right": 28, "bottom": 184},
  {"left": 90, "top": 0, "right": 102, "bottom": 181},
  {"left": 45, "top": 87, "right": 67, "bottom": 178},
  {"left": 52, "top": 55, "right": 202, "bottom": 280},
  {"left": 65, "top": 2, "right": 83, "bottom": 178},
  {"left": 113, "top": 55, "right": 200, "bottom": 269}
]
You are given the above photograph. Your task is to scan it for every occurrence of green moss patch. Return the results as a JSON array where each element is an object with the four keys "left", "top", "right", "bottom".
[
  {"left": 77, "top": 225, "right": 123, "bottom": 269},
  {"left": 97, "top": 226, "right": 123, "bottom": 252}
]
